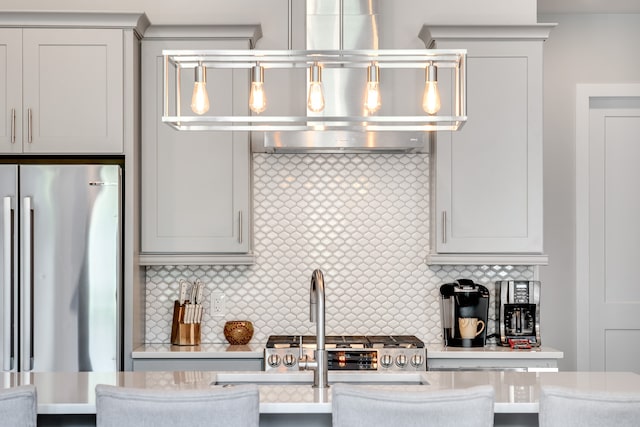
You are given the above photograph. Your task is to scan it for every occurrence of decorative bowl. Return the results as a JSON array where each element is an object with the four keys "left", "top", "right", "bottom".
[{"left": 223, "top": 320, "right": 254, "bottom": 345}]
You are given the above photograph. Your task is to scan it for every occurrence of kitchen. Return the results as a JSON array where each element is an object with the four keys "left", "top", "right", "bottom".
[{"left": 1, "top": 0, "right": 640, "bottom": 425}]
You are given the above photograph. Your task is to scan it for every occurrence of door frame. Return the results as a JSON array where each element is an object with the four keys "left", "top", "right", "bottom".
[{"left": 575, "top": 83, "right": 640, "bottom": 370}]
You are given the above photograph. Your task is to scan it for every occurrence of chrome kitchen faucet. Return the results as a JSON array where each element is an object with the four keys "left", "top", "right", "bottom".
[{"left": 299, "top": 269, "right": 329, "bottom": 388}]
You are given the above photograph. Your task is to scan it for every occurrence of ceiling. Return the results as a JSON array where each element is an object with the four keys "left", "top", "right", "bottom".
[{"left": 538, "top": 0, "right": 640, "bottom": 14}]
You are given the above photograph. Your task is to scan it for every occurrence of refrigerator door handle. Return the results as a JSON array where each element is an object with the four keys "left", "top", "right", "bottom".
[
  {"left": 21, "top": 197, "right": 33, "bottom": 372},
  {"left": 2, "top": 197, "right": 14, "bottom": 371}
]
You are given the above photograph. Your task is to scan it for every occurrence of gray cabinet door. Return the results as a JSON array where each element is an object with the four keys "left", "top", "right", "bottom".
[
  {"left": 141, "top": 37, "right": 251, "bottom": 254},
  {"left": 0, "top": 29, "right": 22, "bottom": 154},
  {"left": 432, "top": 38, "right": 544, "bottom": 254},
  {"left": 21, "top": 29, "right": 123, "bottom": 153}
]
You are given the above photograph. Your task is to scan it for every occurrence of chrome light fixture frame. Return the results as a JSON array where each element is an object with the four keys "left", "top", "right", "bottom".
[{"left": 162, "top": 48, "right": 467, "bottom": 132}]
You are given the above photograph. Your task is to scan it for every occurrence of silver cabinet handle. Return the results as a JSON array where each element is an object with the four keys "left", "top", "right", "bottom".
[
  {"left": 21, "top": 197, "right": 33, "bottom": 371},
  {"left": 442, "top": 211, "right": 447, "bottom": 244},
  {"left": 27, "top": 108, "right": 33, "bottom": 144},
  {"left": 2, "top": 197, "right": 14, "bottom": 371},
  {"left": 10, "top": 109, "right": 16, "bottom": 144},
  {"left": 238, "top": 211, "right": 243, "bottom": 244}
]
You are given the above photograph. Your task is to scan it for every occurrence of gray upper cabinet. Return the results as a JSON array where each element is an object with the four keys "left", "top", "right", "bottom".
[
  {"left": 140, "top": 26, "right": 260, "bottom": 264},
  {"left": 422, "top": 25, "right": 554, "bottom": 264},
  {"left": 0, "top": 27, "right": 125, "bottom": 154}
]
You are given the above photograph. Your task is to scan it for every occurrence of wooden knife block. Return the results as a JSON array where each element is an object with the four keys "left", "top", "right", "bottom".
[{"left": 171, "top": 300, "right": 201, "bottom": 346}]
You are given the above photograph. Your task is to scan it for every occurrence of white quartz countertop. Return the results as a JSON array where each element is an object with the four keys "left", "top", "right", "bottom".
[
  {"left": 132, "top": 343, "right": 564, "bottom": 360},
  {"left": 5, "top": 370, "right": 639, "bottom": 416},
  {"left": 425, "top": 343, "right": 564, "bottom": 359},
  {"left": 132, "top": 343, "right": 266, "bottom": 358}
]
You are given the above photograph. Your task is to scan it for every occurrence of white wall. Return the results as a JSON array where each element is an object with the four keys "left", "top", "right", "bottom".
[{"left": 538, "top": 13, "right": 640, "bottom": 370}]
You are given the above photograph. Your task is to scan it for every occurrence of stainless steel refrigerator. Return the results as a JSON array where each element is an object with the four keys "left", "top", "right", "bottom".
[{"left": 1, "top": 163, "right": 121, "bottom": 372}]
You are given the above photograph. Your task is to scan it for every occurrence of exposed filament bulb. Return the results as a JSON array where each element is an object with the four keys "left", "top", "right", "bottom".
[
  {"left": 191, "top": 62, "right": 210, "bottom": 115},
  {"left": 249, "top": 64, "right": 267, "bottom": 114},
  {"left": 422, "top": 63, "right": 441, "bottom": 115},
  {"left": 307, "top": 63, "right": 325, "bottom": 113},
  {"left": 364, "top": 63, "right": 381, "bottom": 114}
]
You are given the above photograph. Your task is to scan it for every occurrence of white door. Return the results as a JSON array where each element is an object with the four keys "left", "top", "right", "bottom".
[{"left": 576, "top": 84, "right": 640, "bottom": 372}]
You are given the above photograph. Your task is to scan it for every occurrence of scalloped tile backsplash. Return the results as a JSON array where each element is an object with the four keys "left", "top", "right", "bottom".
[{"left": 145, "top": 154, "right": 534, "bottom": 344}]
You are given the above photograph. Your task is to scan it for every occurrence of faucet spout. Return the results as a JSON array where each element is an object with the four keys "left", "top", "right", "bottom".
[
  {"left": 310, "top": 269, "right": 325, "bottom": 351},
  {"left": 300, "top": 269, "right": 329, "bottom": 389}
]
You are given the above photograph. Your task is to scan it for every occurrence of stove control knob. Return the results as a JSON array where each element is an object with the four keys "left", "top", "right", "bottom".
[
  {"left": 380, "top": 354, "right": 393, "bottom": 368},
  {"left": 395, "top": 354, "right": 408, "bottom": 368},
  {"left": 267, "top": 354, "right": 281, "bottom": 368},
  {"left": 283, "top": 353, "right": 296, "bottom": 367},
  {"left": 410, "top": 354, "right": 424, "bottom": 368}
]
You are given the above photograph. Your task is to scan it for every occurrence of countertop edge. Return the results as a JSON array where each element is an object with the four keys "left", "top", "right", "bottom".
[
  {"left": 425, "top": 344, "right": 564, "bottom": 359},
  {"left": 132, "top": 344, "right": 265, "bottom": 359},
  {"left": 132, "top": 343, "right": 563, "bottom": 360}
]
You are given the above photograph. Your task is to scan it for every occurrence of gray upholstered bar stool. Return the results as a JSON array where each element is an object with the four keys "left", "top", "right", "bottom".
[
  {"left": 539, "top": 386, "right": 640, "bottom": 427},
  {"left": 332, "top": 383, "right": 495, "bottom": 427},
  {"left": 0, "top": 384, "right": 37, "bottom": 427},
  {"left": 95, "top": 384, "right": 259, "bottom": 427}
]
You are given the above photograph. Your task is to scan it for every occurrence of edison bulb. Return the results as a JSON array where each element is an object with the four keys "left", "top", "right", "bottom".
[
  {"left": 422, "top": 81, "right": 441, "bottom": 115},
  {"left": 422, "top": 64, "right": 441, "bottom": 115},
  {"left": 249, "top": 65, "right": 267, "bottom": 114},
  {"left": 191, "top": 63, "right": 210, "bottom": 115},
  {"left": 307, "top": 64, "right": 325, "bottom": 113},
  {"left": 364, "top": 64, "right": 381, "bottom": 114},
  {"left": 364, "top": 81, "right": 381, "bottom": 113},
  {"left": 249, "top": 81, "right": 267, "bottom": 113},
  {"left": 307, "top": 82, "right": 325, "bottom": 113}
]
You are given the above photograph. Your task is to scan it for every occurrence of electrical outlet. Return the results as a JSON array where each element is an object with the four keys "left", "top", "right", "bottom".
[{"left": 211, "top": 292, "right": 225, "bottom": 316}]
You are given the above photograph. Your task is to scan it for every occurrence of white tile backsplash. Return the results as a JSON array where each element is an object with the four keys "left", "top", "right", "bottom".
[{"left": 145, "top": 153, "right": 534, "bottom": 344}]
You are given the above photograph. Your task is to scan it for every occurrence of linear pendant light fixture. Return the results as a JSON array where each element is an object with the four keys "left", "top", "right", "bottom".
[{"left": 164, "top": 48, "right": 466, "bottom": 132}]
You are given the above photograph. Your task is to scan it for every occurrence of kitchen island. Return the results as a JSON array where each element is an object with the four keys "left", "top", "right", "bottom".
[{"left": 5, "top": 370, "right": 639, "bottom": 426}]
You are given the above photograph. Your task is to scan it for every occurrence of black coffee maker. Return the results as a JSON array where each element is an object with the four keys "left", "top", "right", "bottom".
[
  {"left": 440, "top": 279, "right": 490, "bottom": 347},
  {"left": 495, "top": 280, "right": 541, "bottom": 347}
]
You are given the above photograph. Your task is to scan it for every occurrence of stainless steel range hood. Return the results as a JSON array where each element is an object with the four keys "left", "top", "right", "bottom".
[
  {"left": 262, "top": 0, "right": 430, "bottom": 153},
  {"left": 263, "top": 130, "right": 429, "bottom": 153}
]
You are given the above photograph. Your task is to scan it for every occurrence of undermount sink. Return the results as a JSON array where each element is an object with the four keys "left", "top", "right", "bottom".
[{"left": 213, "top": 371, "right": 430, "bottom": 386}]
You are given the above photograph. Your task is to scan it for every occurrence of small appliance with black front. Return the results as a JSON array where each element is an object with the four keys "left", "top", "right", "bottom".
[
  {"left": 439, "top": 279, "right": 490, "bottom": 348},
  {"left": 264, "top": 335, "right": 426, "bottom": 372},
  {"left": 495, "top": 280, "right": 541, "bottom": 347}
]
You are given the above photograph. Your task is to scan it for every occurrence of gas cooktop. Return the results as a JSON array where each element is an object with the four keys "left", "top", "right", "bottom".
[
  {"left": 266, "top": 335, "right": 425, "bottom": 349},
  {"left": 264, "top": 335, "right": 426, "bottom": 372}
]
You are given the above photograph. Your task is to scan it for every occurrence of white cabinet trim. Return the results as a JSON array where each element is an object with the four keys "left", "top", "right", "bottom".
[
  {"left": 0, "top": 11, "right": 150, "bottom": 36},
  {"left": 426, "top": 254, "right": 548, "bottom": 266}
]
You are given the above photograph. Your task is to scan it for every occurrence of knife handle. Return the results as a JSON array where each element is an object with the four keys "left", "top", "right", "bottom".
[{"left": 179, "top": 280, "right": 188, "bottom": 305}]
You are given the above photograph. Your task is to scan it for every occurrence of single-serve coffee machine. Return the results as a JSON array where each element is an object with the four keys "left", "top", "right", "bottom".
[
  {"left": 440, "top": 279, "right": 490, "bottom": 348},
  {"left": 495, "top": 280, "right": 541, "bottom": 347}
]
